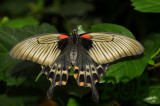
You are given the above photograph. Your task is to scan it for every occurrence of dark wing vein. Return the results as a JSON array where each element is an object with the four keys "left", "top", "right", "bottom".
[
  {"left": 84, "top": 32, "right": 144, "bottom": 64},
  {"left": 10, "top": 33, "right": 68, "bottom": 65}
]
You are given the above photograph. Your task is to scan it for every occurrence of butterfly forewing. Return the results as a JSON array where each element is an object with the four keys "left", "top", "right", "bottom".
[
  {"left": 85, "top": 32, "right": 144, "bottom": 64},
  {"left": 10, "top": 33, "right": 69, "bottom": 65}
]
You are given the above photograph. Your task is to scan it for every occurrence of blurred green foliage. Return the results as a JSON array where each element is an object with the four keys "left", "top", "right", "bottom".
[
  {"left": 143, "top": 85, "right": 160, "bottom": 104},
  {"left": 0, "top": 17, "right": 39, "bottom": 28},
  {"left": 0, "top": 0, "right": 160, "bottom": 106},
  {"left": 131, "top": 0, "right": 160, "bottom": 13}
]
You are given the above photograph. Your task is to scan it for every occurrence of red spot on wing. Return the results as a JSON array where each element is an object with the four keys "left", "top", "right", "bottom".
[
  {"left": 59, "top": 34, "right": 69, "bottom": 39},
  {"left": 80, "top": 34, "right": 91, "bottom": 39}
]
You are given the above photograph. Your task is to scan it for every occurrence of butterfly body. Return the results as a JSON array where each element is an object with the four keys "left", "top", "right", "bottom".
[
  {"left": 69, "top": 29, "right": 79, "bottom": 65},
  {"left": 10, "top": 29, "right": 144, "bottom": 101},
  {"left": 70, "top": 44, "right": 78, "bottom": 65}
]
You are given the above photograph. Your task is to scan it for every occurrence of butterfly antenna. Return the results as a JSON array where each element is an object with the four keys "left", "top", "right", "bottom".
[
  {"left": 61, "top": 11, "right": 77, "bottom": 29},
  {"left": 61, "top": 9, "right": 88, "bottom": 29},
  {"left": 79, "top": 12, "right": 88, "bottom": 25}
]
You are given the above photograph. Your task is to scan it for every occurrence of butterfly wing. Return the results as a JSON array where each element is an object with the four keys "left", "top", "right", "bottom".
[
  {"left": 76, "top": 32, "right": 144, "bottom": 101},
  {"left": 10, "top": 33, "right": 71, "bottom": 98},
  {"left": 42, "top": 47, "right": 71, "bottom": 99},
  {"left": 73, "top": 43, "right": 107, "bottom": 101},
  {"left": 82, "top": 32, "right": 144, "bottom": 64},
  {"left": 10, "top": 31, "right": 144, "bottom": 101},
  {"left": 10, "top": 33, "right": 69, "bottom": 65}
]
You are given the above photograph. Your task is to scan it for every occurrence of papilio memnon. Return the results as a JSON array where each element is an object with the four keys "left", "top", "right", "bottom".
[{"left": 10, "top": 29, "right": 144, "bottom": 101}]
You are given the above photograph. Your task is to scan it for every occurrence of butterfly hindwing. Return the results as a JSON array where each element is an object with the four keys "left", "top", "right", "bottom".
[
  {"left": 73, "top": 43, "right": 109, "bottom": 101},
  {"left": 42, "top": 48, "right": 71, "bottom": 98}
]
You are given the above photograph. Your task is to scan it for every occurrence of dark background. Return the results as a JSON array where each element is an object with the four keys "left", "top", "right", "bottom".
[{"left": 0, "top": 0, "right": 160, "bottom": 106}]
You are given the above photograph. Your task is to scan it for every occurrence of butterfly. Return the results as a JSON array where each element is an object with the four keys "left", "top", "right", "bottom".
[{"left": 9, "top": 29, "right": 144, "bottom": 101}]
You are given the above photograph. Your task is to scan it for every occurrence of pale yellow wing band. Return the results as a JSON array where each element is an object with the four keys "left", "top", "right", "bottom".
[
  {"left": 10, "top": 34, "right": 62, "bottom": 65},
  {"left": 87, "top": 32, "right": 144, "bottom": 64}
]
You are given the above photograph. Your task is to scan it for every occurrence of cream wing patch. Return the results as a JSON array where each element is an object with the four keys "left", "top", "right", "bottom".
[
  {"left": 88, "top": 32, "right": 144, "bottom": 64},
  {"left": 10, "top": 34, "right": 62, "bottom": 65}
]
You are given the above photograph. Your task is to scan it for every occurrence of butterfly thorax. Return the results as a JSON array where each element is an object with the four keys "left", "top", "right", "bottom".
[
  {"left": 72, "top": 29, "right": 78, "bottom": 44},
  {"left": 70, "top": 29, "right": 79, "bottom": 65}
]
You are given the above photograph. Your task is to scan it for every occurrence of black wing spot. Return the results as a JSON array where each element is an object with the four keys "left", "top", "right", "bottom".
[
  {"left": 81, "top": 38, "right": 93, "bottom": 50},
  {"left": 86, "top": 76, "right": 91, "bottom": 83},
  {"left": 86, "top": 69, "right": 89, "bottom": 72},
  {"left": 93, "top": 73, "right": 99, "bottom": 81},
  {"left": 43, "top": 66, "right": 50, "bottom": 73},
  {"left": 97, "top": 67, "right": 103, "bottom": 75},
  {"left": 48, "top": 72, "right": 54, "bottom": 79},
  {"left": 55, "top": 74, "right": 60, "bottom": 82},
  {"left": 92, "top": 67, "right": 95, "bottom": 71},
  {"left": 58, "top": 39, "right": 69, "bottom": 50},
  {"left": 62, "top": 74, "right": 67, "bottom": 81},
  {"left": 79, "top": 74, "right": 85, "bottom": 82},
  {"left": 52, "top": 66, "right": 56, "bottom": 70},
  {"left": 74, "top": 69, "right": 79, "bottom": 74}
]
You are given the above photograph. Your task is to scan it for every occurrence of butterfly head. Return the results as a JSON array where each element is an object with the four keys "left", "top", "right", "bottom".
[
  {"left": 72, "top": 29, "right": 78, "bottom": 44},
  {"left": 72, "top": 29, "right": 78, "bottom": 36}
]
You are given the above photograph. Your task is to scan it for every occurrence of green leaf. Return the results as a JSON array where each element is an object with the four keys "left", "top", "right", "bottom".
[
  {"left": 1, "top": 16, "right": 9, "bottom": 23},
  {"left": 36, "top": 0, "right": 45, "bottom": 11},
  {"left": 0, "top": 23, "right": 57, "bottom": 86},
  {"left": 89, "top": 23, "right": 148, "bottom": 83},
  {"left": 35, "top": 70, "right": 43, "bottom": 82},
  {"left": 143, "top": 34, "right": 160, "bottom": 57},
  {"left": 88, "top": 23, "right": 135, "bottom": 38},
  {"left": 143, "top": 85, "right": 160, "bottom": 104},
  {"left": 131, "top": 0, "right": 160, "bottom": 13},
  {"left": 0, "top": 17, "right": 39, "bottom": 28},
  {"left": 77, "top": 25, "right": 87, "bottom": 34},
  {"left": 67, "top": 98, "right": 79, "bottom": 106},
  {"left": 142, "top": 34, "right": 160, "bottom": 67},
  {"left": 105, "top": 56, "right": 148, "bottom": 84},
  {"left": 147, "top": 59, "right": 155, "bottom": 65},
  {"left": 151, "top": 48, "right": 160, "bottom": 59}
]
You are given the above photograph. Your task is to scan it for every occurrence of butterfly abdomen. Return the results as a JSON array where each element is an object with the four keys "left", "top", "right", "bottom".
[{"left": 70, "top": 44, "right": 78, "bottom": 65}]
